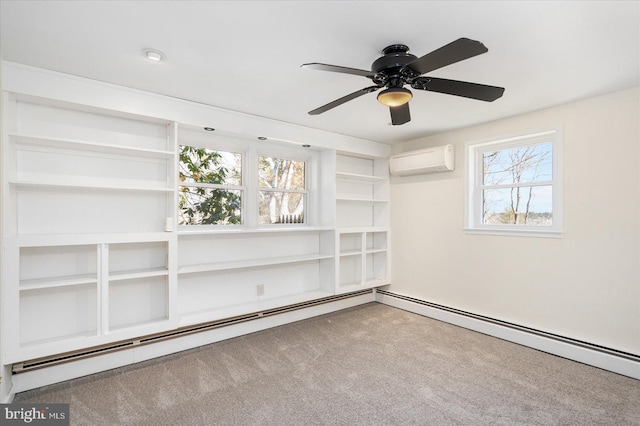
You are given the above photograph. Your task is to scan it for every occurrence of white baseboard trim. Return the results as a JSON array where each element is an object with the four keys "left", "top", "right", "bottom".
[
  {"left": 9, "top": 290, "right": 636, "bottom": 401},
  {"left": 8, "top": 292, "right": 375, "bottom": 399},
  {"left": 376, "top": 291, "right": 640, "bottom": 380}
]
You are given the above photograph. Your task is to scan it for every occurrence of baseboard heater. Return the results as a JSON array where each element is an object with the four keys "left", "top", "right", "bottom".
[
  {"left": 377, "top": 290, "right": 640, "bottom": 363},
  {"left": 13, "top": 289, "right": 374, "bottom": 374}
]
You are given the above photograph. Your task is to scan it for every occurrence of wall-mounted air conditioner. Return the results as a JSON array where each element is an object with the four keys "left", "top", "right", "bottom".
[{"left": 389, "top": 144, "right": 455, "bottom": 176}]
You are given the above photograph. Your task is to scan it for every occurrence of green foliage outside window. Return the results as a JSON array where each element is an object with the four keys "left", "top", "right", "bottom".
[{"left": 179, "top": 145, "right": 242, "bottom": 225}]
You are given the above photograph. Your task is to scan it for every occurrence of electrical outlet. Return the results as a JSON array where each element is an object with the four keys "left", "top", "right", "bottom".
[{"left": 257, "top": 284, "right": 265, "bottom": 297}]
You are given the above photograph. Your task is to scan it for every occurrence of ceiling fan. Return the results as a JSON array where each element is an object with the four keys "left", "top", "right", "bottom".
[{"left": 301, "top": 38, "right": 505, "bottom": 125}]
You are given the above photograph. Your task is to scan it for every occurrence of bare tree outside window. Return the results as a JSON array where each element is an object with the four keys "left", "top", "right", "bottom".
[
  {"left": 466, "top": 129, "right": 561, "bottom": 236},
  {"left": 482, "top": 142, "right": 553, "bottom": 226},
  {"left": 258, "top": 156, "right": 306, "bottom": 224}
]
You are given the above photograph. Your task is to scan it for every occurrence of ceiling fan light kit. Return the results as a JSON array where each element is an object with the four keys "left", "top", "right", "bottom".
[
  {"left": 302, "top": 38, "right": 505, "bottom": 125},
  {"left": 377, "top": 87, "right": 413, "bottom": 107}
]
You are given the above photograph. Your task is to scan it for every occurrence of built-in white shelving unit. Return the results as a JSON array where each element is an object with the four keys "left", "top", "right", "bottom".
[
  {"left": 0, "top": 91, "right": 390, "bottom": 366},
  {"left": 335, "top": 154, "right": 391, "bottom": 293},
  {"left": 0, "top": 63, "right": 396, "bottom": 401},
  {"left": 2, "top": 94, "right": 178, "bottom": 361}
]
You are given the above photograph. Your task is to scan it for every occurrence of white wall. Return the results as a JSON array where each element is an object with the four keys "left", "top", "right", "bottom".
[{"left": 389, "top": 87, "right": 640, "bottom": 355}]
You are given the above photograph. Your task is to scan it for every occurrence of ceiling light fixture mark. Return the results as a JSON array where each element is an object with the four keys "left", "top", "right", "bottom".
[{"left": 143, "top": 49, "right": 165, "bottom": 62}]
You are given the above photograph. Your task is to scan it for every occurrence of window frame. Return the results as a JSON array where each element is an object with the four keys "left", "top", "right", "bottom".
[
  {"left": 178, "top": 132, "right": 318, "bottom": 231},
  {"left": 256, "top": 147, "right": 311, "bottom": 227},
  {"left": 178, "top": 135, "right": 248, "bottom": 230},
  {"left": 464, "top": 127, "right": 563, "bottom": 238}
]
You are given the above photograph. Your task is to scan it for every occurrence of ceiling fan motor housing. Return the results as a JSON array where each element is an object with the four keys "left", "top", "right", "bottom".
[{"left": 371, "top": 44, "right": 418, "bottom": 87}]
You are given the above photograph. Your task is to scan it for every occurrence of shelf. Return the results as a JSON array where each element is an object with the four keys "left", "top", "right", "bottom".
[
  {"left": 8, "top": 233, "right": 172, "bottom": 248},
  {"left": 108, "top": 317, "right": 171, "bottom": 332},
  {"left": 339, "top": 250, "right": 363, "bottom": 257},
  {"left": 336, "top": 172, "right": 386, "bottom": 183},
  {"left": 178, "top": 253, "right": 334, "bottom": 274},
  {"left": 10, "top": 180, "right": 173, "bottom": 193},
  {"left": 177, "top": 226, "right": 334, "bottom": 236},
  {"left": 10, "top": 133, "right": 174, "bottom": 159},
  {"left": 19, "top": 275, "right": 98, "bottom": 291},
  {"left": 365, "top": 248, "right": 387, "bottom": 254},
  {"left": 337, "top": 226, "right": 388, "bottom": 233},
  {"left": 336, "top": 197, "right": 388, "bottom": 203},
  {"left": 338, "top": 278, "right": 388, "bottom": 290},
  {"left": 365, "top": 278, "right": 389, "bottom": 287},
  {"left": 109, "top": 268, "right": 169, "bottom": 282},
  {"left": 339, "top": 281, "right": 362, "bottom": 288}
]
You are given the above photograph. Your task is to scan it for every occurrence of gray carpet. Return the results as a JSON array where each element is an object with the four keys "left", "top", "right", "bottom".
[{"left": 13, "top": 303, "right": 640, "bottom": 425}]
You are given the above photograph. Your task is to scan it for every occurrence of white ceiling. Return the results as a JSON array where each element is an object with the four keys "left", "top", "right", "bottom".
[{"left": 1, "top": 1, "right": 639, "bottom": 145}]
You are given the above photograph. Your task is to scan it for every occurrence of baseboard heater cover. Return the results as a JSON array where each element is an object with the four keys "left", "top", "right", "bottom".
[
  {"left": 13, "top": 289, "right": 374, "bottom": 374},
  {"left": 376, "top": 290, "right": 640, "bottom": 364}
]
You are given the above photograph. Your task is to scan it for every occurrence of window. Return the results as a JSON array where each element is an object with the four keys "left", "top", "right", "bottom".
[
  {"left": 178, "top": 137, "right": 318, "bottom": 229},
  {"left": 465, "top": 128, "right": 562, "bottom": 237},
  {"left": 178, "top": 145, "right": 243, "bottom": 225},
  {"left": 258, "top": 156, "right": 306, "bottom": 224}
]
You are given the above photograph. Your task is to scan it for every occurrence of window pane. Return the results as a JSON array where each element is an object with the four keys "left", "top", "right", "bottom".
[
  {"left": 483, "top": 143, "right": 552, "bottom": 186},
  {"left": 258, "top": 191, "right": 305, "bottom": 224},
  {"left": 483, "top": 186, "right": 552, "bottom": 225},
  {"left": 259, "top": 156, "right": 305, "bottom": 190},
  {"left": 179, "top": 187, "right": 242, "bottom": 225},
  {"left": 179, "top": 145, "right": 242, "bottom": 186}
]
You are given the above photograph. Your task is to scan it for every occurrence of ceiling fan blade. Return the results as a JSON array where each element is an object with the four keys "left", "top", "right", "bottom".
[
  {"left": 407, "top": 38, "right": 488, "bottom": 75},
  {"left": 301, "top": 63, "right": 375, "bottom": 78},
  {"left": 308, "top": 86, "right": 380, "bottom": 115},
  {"left": 413, "top": 77, "right": 505, "bottom": 102},
  {"left": 390, "top": 103, "right": 411, "bottom": 125}
]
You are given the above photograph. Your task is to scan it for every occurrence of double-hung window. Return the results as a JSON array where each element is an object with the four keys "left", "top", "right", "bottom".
[
  {"left": 178, "top": 145, "right": 243, "bottom": 225},
  {"left": 465, "top": 128, "right": 562, "bottom": 237},
  {"left": 178, "top": 135, "right": 315, "bottom": 228},
  {"left": 258, "top": 156, "right": 306, "bottom": 224}
]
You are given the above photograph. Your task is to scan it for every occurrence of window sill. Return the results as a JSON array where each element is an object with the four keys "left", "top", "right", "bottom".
[
  {"left": 464, "top": 228, "right": 562, "bottom": 238},
  {"left": 177, "top": 226, "right": 334, "bottom": 235}
]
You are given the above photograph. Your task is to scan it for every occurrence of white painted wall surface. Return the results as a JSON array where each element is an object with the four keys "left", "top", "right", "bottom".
[{"left": 389, "top": 87, "right": 640, "bottom": 355}]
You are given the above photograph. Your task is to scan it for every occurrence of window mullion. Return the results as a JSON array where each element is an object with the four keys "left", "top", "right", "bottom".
[{"left": 245, "top": 146, "right": 258, "bottom": 228}]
